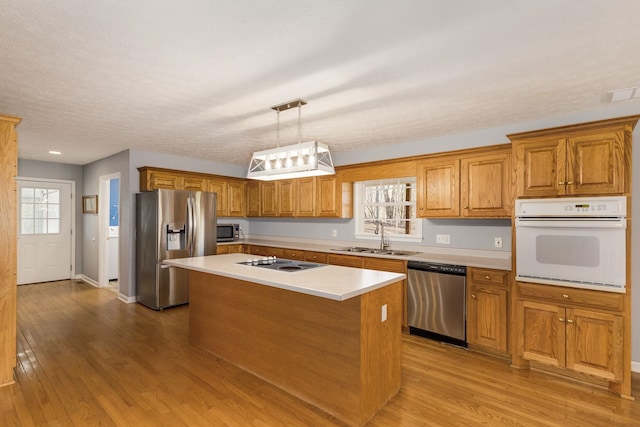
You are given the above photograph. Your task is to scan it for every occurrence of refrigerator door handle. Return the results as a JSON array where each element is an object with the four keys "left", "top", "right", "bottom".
[{"left": 186, "top": 195, "right": 193, "bottom": 256}]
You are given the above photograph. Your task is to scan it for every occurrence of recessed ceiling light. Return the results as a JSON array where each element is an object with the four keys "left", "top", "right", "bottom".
[{"left": 48, "top": 150, "right": 62, "bottom": 155}]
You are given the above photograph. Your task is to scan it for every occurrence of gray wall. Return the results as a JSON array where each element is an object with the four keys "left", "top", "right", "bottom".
[
  {"left": 17, "top": 159, "right": 84, "bottom": 273},
  {"left": 82, "top": 150, "right": 131, "bottom": 295},
  {"left": 249, "top": 218, "right": 512, "bottom": 251}
]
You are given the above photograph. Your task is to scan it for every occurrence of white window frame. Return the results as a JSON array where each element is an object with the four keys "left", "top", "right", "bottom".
[{"left": 354, "top": 177, "right": 422, "bottom": 243}]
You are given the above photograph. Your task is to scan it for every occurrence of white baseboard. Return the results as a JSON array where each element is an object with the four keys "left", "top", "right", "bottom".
[
  {"left": 77, "top": 274, "right": 136, "bottom": 304},
  {"left": 118, "top": 293, "right": 136, "bottom": 304},
  {"left": 78, "top": 274, "right": 99, "bottom": 287},
  {"left": 632, "top": 361, "right": 640, "bottom": 373}
]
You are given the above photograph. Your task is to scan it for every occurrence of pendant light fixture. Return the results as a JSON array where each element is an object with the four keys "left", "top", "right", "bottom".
[{"left": 247, "top": 99, "right": 335, "bottom": 180}]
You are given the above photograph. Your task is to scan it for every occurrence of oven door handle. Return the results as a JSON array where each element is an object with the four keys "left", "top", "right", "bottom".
[{"left": 516, "top": 218, "right": 626, "bottom": 229}]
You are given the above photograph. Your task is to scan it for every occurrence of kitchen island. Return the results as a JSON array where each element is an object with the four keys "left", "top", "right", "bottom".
[{"left": 164, "top": 253, "right": 405, "bottom": 426}]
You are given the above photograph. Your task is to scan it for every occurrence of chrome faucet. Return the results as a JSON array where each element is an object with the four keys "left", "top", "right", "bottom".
[{"left": 375, "top": 220, "right": 390, "bottom": 250}]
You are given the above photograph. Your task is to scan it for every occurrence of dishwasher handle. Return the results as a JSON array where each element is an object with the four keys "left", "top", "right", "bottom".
[{"left": 407, "top": 261, "right": 466, "bottom": 276}]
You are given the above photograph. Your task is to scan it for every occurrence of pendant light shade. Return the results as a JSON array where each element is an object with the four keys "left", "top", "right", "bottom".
[{"left": 247, "top": 99, "right": 335, "bottom": 181}]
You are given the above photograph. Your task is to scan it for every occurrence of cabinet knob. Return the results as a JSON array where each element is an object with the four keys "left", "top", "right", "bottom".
[
  {"left": 562, "top": 294, "right": 569, "bottom": 299},
  {"left": 464, "top": 206, "right": 469, "bottom": 209},
  {"left": 419, "top": 207, "right": 424, "bottom": 210},
  {"left": 566, "top": 181, "right": 574, "bottom": 185},
  {"left": 566, "top": 319, "right": 574, "bottom": 324},
  {"left": 485, "top": 275, "right": 491, "bottom": 280},
  {"left": 471, "top": 294, "right": 476, "bottom": 299},
  {"left": 558, "top": 181, "right": 566, "bottom": 185},
  {"left": 558, "top": 317, "right": 565, "bottom": 322}
]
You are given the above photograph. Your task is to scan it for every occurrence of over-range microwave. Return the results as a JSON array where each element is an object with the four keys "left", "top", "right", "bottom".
[
  {"left": 515, "top": 196, "right": 627, "bottom": 293},
  {"left": 217, "top": 223, "right": 240, "bottom": 242}
]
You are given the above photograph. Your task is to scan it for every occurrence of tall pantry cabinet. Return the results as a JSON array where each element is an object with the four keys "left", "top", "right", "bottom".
[{"left": 0, "top": 114, "right": 20, "bottom": 387}]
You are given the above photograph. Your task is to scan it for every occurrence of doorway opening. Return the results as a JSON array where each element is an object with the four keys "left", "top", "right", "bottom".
[{"left": 98, "top": 173, "right": 120, "bottom": 294}]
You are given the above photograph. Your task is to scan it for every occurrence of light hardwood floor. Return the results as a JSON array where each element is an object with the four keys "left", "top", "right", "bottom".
[{"left": 2, "top": 280, "right": 639, "bottom": 426}]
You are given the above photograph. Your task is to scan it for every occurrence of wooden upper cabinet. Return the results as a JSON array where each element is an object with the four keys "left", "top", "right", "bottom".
[
  {"left": 567, "top": 132, "right": 624, "bottom": 195},
  {"left": 260, "top": 181, "right": 277, "bottom": 216},
  {"left": 417, "top": 157, "right": 459, "bottom": 217},
  {"left": 208, "top": 179, "right": 227, "bottom": 217},
  {"left": 246, "top": 181, "right": 260, "bottom": 217},
  {"left": 182, "top": 175, "right": 207, "bottom": 191},
  {"left": 460, "top": 151, "right": 512, "bottom": 217},
  {"left": 276, "top": 180, "right": 295, "bottom": 217},
  {"left": 416, "top": 146, "right": 512, "bottom": 218},
  {"left": 296, "top": 177, "right": 316, "bottom": 217},
  {"left": 209, "top": 179, "right": 246, "bottom": 217},
  {"left": 227, "top": 180, "right": 246, "bottom": 217},
  {"left": 510, "top": 116, "right": 638, "bottom": 197},
  {"left": 316, "top": 175, "right": 341, "bottom": 217},
  {"left": 140, "top": 169, "right": 183, "bottom": 190}
]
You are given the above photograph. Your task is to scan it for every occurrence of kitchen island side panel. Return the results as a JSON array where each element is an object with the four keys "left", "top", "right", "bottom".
[{"left": 188, "top": 271, "right": 402, "bottom": 426}]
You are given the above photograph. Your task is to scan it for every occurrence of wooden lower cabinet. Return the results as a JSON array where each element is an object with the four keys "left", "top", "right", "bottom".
[
  {"left": 305, "top": 251, "right": 328, "bottom": 263},
  {"left": 362, "top": 258, "right": 408, "bottom": 331},
  {"left": 466, "top": 267, "right": 509, "bottom": 354},
  {"left": 247, "top": 245, "right": 267, "bottom": 256},
  {"left": 217, "top": 244, "right": 244, "bottom": 255},
  {"left": 327, "top": 254, "right": 363, "bottom": 268},
  {"left": 516, "top": 282, "right": 626, "bottom": 393}
]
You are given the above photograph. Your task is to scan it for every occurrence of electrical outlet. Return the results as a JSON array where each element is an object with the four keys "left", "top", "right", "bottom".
[
  {"left": 436, "top": 234, "right": 450, "bottom": 244},
  {"left": 494, "top": 237, "right": 503, "bottom": 248},
  {"left": 381, "top": 304, "right": 387, "bottom": 322},
  {"left": 332, "top": 229, "right": 337, "bottom": 237}
]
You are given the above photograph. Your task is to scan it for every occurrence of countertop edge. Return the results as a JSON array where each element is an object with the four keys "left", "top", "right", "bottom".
[{"left": 164, "top": 255, "right": 406, "bottom": 301}]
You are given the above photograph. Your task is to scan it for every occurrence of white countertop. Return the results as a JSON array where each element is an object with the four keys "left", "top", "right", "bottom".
[
  {"left": 164, "top": 253, "right": 406, "bottom": 301},
  {"left": 220, "top": 237, "right": 512, "bottom": 270}
]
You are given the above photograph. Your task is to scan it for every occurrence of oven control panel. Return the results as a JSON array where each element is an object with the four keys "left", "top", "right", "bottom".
[{"left": 516, "top": 196, "right": 627, "bottom": 217}]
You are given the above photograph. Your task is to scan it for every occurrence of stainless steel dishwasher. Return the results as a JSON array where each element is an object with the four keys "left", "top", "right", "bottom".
[{"left": 407, "top": 261, "right": 467, "bottom": 347}]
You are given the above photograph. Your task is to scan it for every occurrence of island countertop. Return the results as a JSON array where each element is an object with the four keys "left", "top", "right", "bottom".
[{"left": 163, "top": 253, "right": 406, "bottom": 301}]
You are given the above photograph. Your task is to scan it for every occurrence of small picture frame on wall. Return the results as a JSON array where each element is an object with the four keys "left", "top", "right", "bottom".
[{"left": 82, "top": 195, "right": 98, "bottom": 214}]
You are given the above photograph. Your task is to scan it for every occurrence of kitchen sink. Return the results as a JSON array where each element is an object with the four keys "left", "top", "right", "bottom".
[{"left": 330, "top": 247, "right": 420, "bottom": 257}]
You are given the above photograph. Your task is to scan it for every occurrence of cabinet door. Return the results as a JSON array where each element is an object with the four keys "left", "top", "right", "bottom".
[
  {"left": 305, "top": 251, "right": 328, "bottom": 263},
  {"left": 208, "top": 179, "right": 227, "bottom": 217},
  {"left": 260, "top": 182, "right": 277, "bottom": 216},
  {"left": 514, "top": 138, "right": 566, "bottom": 197},
  {"left": 148, "top": 171, "right": 183, "bottom": 190},
  {"left": 518, "top": 300, "right": 565, "bottom": 368},
  {"left": 296, "top": 177, "right": 316, "bottom": 217},
  {"left": 468, "top": 284, "right": 507, "bottom": 352},
  {"left": 182, "top": 176, "right": 207, "bottom": 191},
  {"left": 246, "top": 181, "right": 260, "bottom": 217},
  {"left": 566, "top": 131, "right": 625, "bottom": 195},
  {"left": 316, "top": 175, "right": 340, "bottom": 217},
  {"left": 327, "top": 254, "right": 363, "bottom": 268},
  {"left": 265, "top": 247, "right": 284, "bottom": 257},
  {"left": 247, "top": 245, "right": 267, "bottom": 256},
  {"left": 461, "top": 151, "right": 512, "bottom": 217},
  {"left": 416, "top": 158, "right": 459, "bottom": 217},
  {"left": 277, "top": 180, "right": 295, "bottom": 216},
  {"left": 565, "top": 308, "right": 623, "bottom": 381},
  {"left": 227, "top": 181, "right": 246, "bottom": 217},
  {"left": 283, "top": 249, "right": 305, "bottom": 260}
]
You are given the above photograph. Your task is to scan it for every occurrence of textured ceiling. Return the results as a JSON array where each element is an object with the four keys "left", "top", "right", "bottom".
[{"left": 2, "top": 0, "right": 640, "bottom": 166}]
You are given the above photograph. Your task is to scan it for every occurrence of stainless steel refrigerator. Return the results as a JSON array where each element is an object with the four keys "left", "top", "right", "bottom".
[{"left": 135, "top": 189, "right": 217, "bottom": 310}]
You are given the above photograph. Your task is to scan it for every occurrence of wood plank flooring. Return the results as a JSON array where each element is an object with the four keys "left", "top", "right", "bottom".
[{"left": 2, "top": 280, "right": 640, "bottom": 426}]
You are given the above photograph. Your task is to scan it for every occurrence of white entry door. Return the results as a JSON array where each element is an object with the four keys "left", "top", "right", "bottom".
[{"left": 17, "top": 180, "right": 72, "bottom": 285}]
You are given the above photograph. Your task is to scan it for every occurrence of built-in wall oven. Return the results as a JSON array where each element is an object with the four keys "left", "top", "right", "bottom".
[{"left": 515, "top": 196, "right": 627, "bottom": 293}]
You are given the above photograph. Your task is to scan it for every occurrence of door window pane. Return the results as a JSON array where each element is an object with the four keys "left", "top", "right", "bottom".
[{"left": 20, "top": 187, "right": 61, "bottom": 235}]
